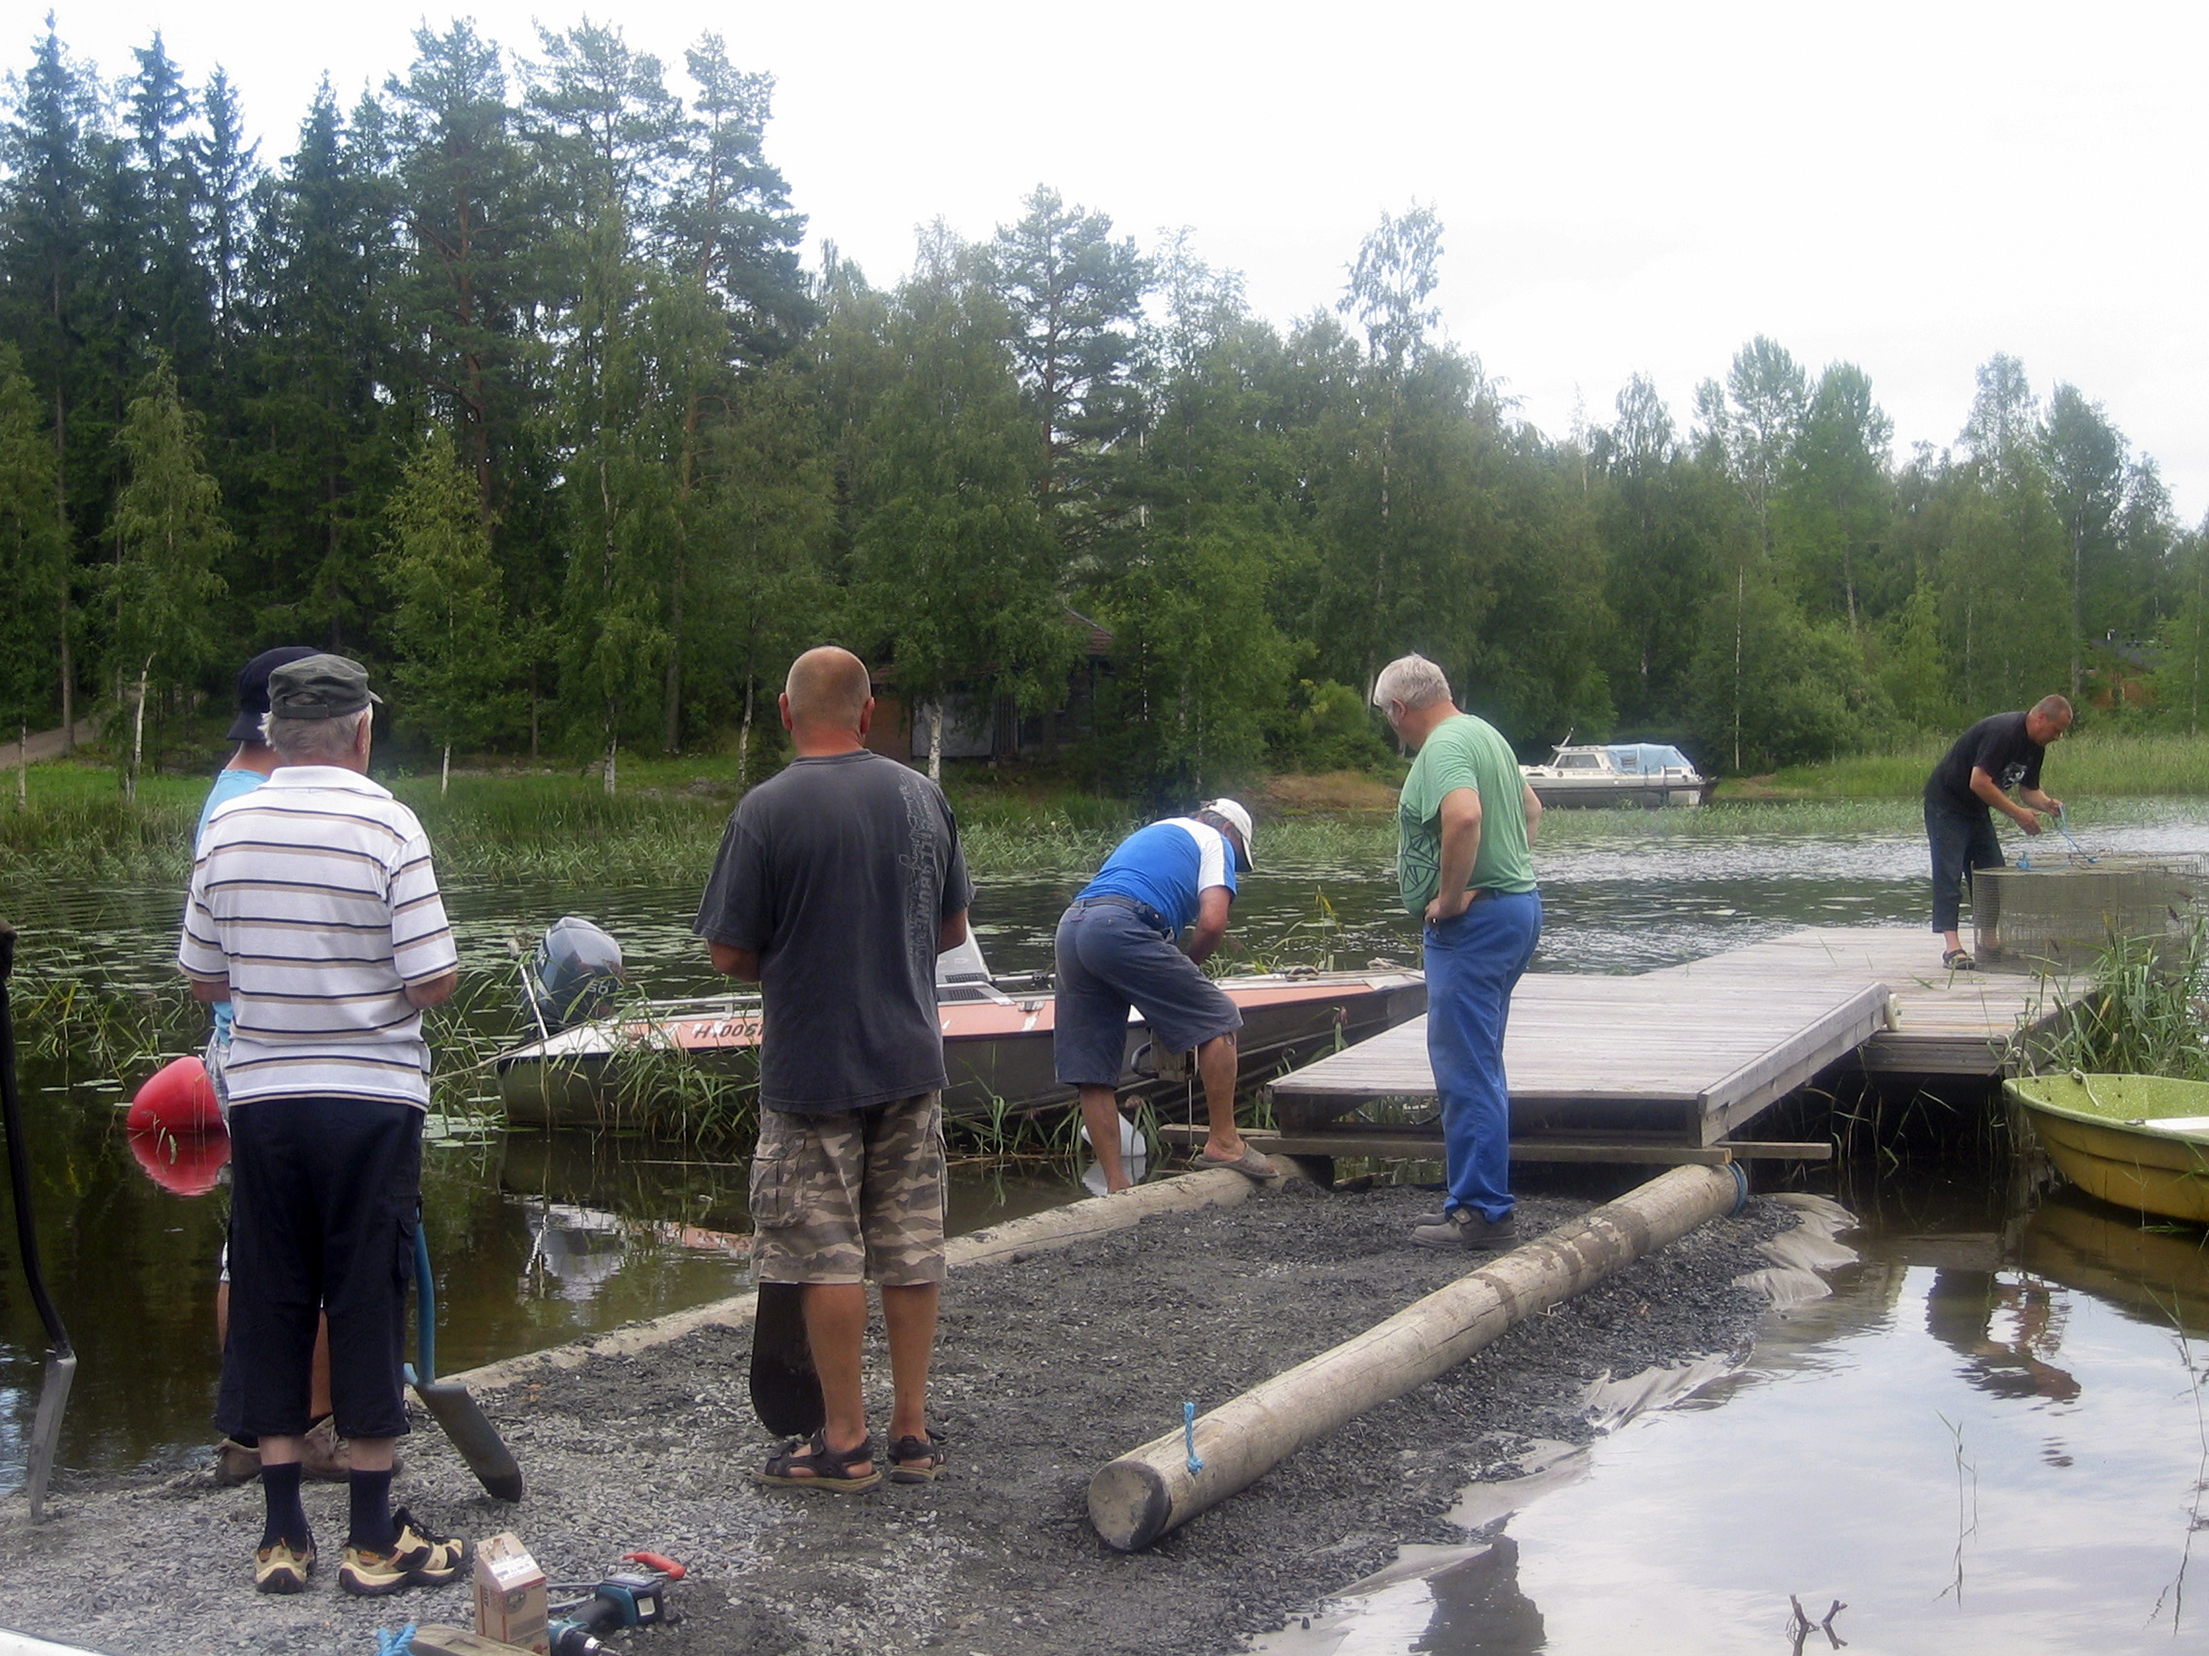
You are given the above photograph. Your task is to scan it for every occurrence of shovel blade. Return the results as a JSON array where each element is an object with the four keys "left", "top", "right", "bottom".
[
  {"left": 413, "top": 1377, "right": 523, "bottom": 1502},
  {"left": 24, "top": 1350, "right": 75, "bottom": 1519},
  {"left": 749, "top": 1281, "right": 826, "bottom": 1438}
]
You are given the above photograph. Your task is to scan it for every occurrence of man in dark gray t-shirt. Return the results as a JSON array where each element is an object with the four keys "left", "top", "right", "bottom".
[{"left": 696, "top": 646, "right": 972, "bottom": 1492}]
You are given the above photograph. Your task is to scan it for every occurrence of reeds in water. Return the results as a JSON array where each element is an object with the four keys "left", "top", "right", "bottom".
[{"left": 2028, "top": 922, "right": 2209, "bottom": 1081}]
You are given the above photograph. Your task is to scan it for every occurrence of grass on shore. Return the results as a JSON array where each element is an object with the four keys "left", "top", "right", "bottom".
[
  {"left": 5, "top": 721, "right": 2203, "bottom": 886},
  {"left": 1736, "top": 730, "right": 2209, "bottom": 801}
]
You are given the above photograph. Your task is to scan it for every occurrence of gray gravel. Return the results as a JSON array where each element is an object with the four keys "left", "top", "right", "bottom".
[{"left": 0, "top": 1177, "right": 1790, "bottom": 1656}]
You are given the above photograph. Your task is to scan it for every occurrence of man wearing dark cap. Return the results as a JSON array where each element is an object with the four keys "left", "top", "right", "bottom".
[
  {"left": 197, "top": 645, "right": 355, "bottom": 1489},
  {"left": 179, "top": 654, "right": 468, "bottom": 1596}
]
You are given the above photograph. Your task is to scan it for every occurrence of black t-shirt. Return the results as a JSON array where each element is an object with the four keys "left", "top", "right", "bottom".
[
  {"left": 1925, "top": 712, "right": 2045, "bottom": 811},
  {"left": 694, "top": 750, "right": 973, "bottom": 1112}
]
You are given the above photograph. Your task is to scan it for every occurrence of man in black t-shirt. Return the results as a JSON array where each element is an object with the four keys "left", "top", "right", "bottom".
[
  {"left": 1923, "top": 694, "right": 2071, "bottom": 969},
  {"left": 696, "top": 646, "right": 972, "bottom": 1492}
]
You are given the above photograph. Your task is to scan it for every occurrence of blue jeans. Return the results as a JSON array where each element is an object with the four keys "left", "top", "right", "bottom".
[
  {"left": 1925, "top": 795, "right": 2003, "bottom": 935},
  {"left": 1423, "top": 890, "right": 1543, "bottom": 1223}
]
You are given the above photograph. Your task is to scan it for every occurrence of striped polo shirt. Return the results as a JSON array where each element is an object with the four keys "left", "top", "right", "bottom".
[{"left": 177, "top": 765, "right": 457, "bottom": 1108}]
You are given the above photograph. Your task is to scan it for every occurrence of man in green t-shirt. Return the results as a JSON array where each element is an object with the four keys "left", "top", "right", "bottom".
[{"left": 1373, "top": 653, "right": 1544, "bottom": 1251}]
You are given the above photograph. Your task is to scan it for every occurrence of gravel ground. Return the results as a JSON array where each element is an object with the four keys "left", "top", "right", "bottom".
[{"left": 0, "top": 1176, "right": 1794, "bottom": 1656}]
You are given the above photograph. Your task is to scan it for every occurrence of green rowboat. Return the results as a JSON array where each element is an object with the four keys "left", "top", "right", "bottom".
[{"left": 2006, "top": 1072, "right": 2209, "bottom": 1225}]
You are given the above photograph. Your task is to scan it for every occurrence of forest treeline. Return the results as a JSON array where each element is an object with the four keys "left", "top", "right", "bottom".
[{"left": 4, "top": 18, "right": 2207, "bottom": 800}]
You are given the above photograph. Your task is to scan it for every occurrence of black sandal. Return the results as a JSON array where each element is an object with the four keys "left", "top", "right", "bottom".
[
  {"left": 755, "top": 1429, "right": 881, "bottom": 1493},
  {"left": 1942, "top": 949, "right": 1977, "bottom": 972},
  {"left": 888, "top": 1431, "right": 948, "bottom": 1484}
]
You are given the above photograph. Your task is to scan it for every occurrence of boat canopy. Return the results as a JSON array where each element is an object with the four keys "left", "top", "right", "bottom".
[{"left": 1604, "top": 743, "right": 1699, "bottom": 776}]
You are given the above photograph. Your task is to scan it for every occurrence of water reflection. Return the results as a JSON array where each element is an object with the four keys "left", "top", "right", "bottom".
[{"left": 1260, "top": 1172, "right": 2209, "bottom": 1655}]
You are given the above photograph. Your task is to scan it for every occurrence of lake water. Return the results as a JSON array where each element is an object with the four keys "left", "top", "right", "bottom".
[{"left": 5, "top": 798, "right": 2209, "bottom": 1652}]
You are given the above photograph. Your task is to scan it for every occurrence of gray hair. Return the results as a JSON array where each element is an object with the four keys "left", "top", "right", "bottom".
[
  {"left": 1372, "top": 654, "right": 1452, "bottom": 712},
  {"left": 262, "top": 707, "right": 369, "bottom": 764}
]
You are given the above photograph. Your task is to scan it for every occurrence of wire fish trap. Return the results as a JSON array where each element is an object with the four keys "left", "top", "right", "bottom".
[{"left": 1973, "top": 852, "right": 2205, "bottom": 974}]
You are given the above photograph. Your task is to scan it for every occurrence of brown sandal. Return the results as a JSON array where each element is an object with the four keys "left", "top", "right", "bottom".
[
  {"left": 888, "top": 1431, "right": 948, "bottom": 1484},
  {"left": 755, "top": 1430, "right": 881, "bottom": 1493}
]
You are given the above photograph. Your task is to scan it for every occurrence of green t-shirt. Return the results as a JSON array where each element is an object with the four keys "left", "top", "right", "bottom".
[{"left": 1396, "top": 713, "right": 1537, "bottom": 913}]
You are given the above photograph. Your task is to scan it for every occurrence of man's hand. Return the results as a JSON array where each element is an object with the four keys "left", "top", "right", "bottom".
[
  {"left": 2015, "top": 811, "right": 2043, "bottom": 836},
  {"left": 1423, "top": 889, "right": 1475, "bottom": 927}
]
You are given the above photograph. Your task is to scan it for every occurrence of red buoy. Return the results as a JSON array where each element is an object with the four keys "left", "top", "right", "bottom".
[{"left": 126, "top": 1054, "right": 221, "bottom": 1134}]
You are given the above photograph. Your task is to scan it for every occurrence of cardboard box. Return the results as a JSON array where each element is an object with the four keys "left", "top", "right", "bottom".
[{"left": 473, "top": 1532, "right": 549, "bottom": 1655}]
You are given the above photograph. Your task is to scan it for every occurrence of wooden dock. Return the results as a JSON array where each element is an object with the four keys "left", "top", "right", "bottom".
[{"left": 1257, "top": 925, "right": 2078, "bottom": 1158}]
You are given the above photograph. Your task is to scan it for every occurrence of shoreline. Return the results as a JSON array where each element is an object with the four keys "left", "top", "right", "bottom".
[{"left": 0, "top": 1174, "right": 1801, "bottom": 1656}]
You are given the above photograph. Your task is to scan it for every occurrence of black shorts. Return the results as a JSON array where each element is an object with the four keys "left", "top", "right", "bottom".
[{"left": 216, "top": 1096, "right": 423, "bottom": 1443}]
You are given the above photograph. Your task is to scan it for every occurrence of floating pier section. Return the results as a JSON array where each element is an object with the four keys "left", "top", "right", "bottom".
[{"left": 1197, "top": 925, "right": 2083, "bottom": 1166}]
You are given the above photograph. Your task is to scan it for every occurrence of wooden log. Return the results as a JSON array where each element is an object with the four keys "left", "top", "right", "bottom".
[{"left": 1087, "top": 1162, "right": 1746, "bottom": 1552}]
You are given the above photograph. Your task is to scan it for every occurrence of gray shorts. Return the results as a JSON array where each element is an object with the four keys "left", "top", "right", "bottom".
[
  {"left": 749, "top": 1093, "right": 947, "bottom": 1287},
  {"left": 1053, "top": 899, "right": 1242, "bottom": 1088}
]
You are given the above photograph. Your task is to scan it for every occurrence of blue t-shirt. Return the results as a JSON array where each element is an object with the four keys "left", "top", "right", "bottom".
[
  {"left": 1077, "top": 819, "right": 1237, "bottom": 937},
  {"left": 196, "top": 766, "right": 268, "bottom": 1043}
]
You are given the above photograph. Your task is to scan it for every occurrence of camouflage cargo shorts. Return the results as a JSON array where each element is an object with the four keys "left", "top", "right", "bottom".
[{"left": 749, "top": 1092, "right": 947, "bottom": 1286}]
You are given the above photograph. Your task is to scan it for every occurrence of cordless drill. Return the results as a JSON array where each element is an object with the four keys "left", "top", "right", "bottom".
[{"left": 547, "top": 1570, "right": 675, "bottom": 1654}]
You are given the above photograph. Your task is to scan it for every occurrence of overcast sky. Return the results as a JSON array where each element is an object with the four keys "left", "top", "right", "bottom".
[{"left": 45, "top": 1, "right": 2209, "bottom": 520}]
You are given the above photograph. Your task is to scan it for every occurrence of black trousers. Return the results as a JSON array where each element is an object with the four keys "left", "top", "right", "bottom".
[
  {"left": 1925, "top": 796, "right": 2003, "bottom": 936},
  {"left": 217, "top": 1097, "right": 422, "bottom": 1442}
]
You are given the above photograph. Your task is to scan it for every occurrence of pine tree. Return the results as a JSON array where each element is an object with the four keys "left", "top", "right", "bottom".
[{"left": 0, "top": 344, "right": 63, "bottom": 802}]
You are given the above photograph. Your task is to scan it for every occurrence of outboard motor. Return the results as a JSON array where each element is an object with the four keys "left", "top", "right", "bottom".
[{"left": 522, "top": 917, "right": 626, "bottom": 1034}]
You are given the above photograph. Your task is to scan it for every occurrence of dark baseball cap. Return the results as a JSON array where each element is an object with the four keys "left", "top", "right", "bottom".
[
  {"left": 226, "top": 646, "right": 320, "bottom": 741},
  {"left": 267, "top": 653, "right": 382, "bottom": 721}
]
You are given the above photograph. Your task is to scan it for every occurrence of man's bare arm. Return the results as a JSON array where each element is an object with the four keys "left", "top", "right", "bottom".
[
  {"left": 1971, "top": 766, "right": 2042, "bottom": 834},
  {"left": 939, "top": 909, "right": 970, "bottom": 952},
  {"left": 405, "top": 970, "right": 458, "bottom": 1010},
  {"left": 187, "top": 975, "right": 228, "bottom": 1003},
  {"left": 1424, "top": 786, "right": 1484, "bottom": 924},
  {"left": 1186, "top": 886, "right": 1232, "bottom": 965},
  {"left": 1521, "top": 781, "right": 1544, "bottom": 844},
  {"left": 708, "top": 941, "right": 762, "bottom": 981}
]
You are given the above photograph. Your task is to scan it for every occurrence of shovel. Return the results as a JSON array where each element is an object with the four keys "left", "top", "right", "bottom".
[
  {"left": 407, "top": 1220, "right": 524, "bottom": 1501},
  {"left": 0, "top": 920, "right": 74, "bottom": 1519}
]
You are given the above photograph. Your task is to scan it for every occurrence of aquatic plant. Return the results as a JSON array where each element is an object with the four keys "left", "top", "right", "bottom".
[{"left": 2028, "top": 922, "right": 2209, "bottom": 1081}]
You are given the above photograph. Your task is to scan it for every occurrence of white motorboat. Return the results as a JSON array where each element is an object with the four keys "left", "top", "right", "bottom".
[{"left": 1520, "top": 742, "right": 1711, "bottom": 808}]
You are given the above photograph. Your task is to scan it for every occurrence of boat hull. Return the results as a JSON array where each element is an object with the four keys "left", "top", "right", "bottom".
[
  {"left": 1523, "top": 777, "right": 1707, "bottom": 808},
  {"left": 497, "top": 972, "right": 1427, "bottom": 1131},
  {"left": 2006, "top": 1073, "right": 2209, "bottom": 1225}
]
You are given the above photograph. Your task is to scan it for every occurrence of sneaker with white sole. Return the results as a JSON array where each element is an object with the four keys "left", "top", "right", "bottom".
[
  {"left": 253, "top": 1537, "right": 315, "bottom": 1594},
  {"left": 392, "top": 1509, "right": 466, "bottom": 1586}
]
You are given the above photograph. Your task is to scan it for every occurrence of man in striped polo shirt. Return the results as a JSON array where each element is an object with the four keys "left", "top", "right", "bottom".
[{"left": 178, "top": 654, "right": 468, "bottom": 1598}]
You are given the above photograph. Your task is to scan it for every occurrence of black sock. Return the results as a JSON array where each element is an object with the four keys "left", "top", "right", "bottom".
[
  {"left": 259, "top": 1462, "right": 308, "bottom": 1550},
  {"left": 347, "top": 1468, "right": 397, "bottom": 1553}
]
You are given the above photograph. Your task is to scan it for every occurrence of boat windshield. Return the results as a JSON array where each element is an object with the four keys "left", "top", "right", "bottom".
[{"left": 1606, "top": 743, "right": 1697, "bottom": 775}]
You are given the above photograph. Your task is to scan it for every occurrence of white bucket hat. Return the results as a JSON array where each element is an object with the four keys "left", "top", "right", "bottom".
[{"left": 1201, "top": 798, "right": 1255, "bottom": 872}]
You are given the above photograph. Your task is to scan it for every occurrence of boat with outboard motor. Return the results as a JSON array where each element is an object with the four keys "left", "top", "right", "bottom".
[
  {"left": 494, "top": 920, "right": 1427, "bottom": 1129},
  {"left": 1520, "top": 741, "right": 1711, "bottom": 808}
]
